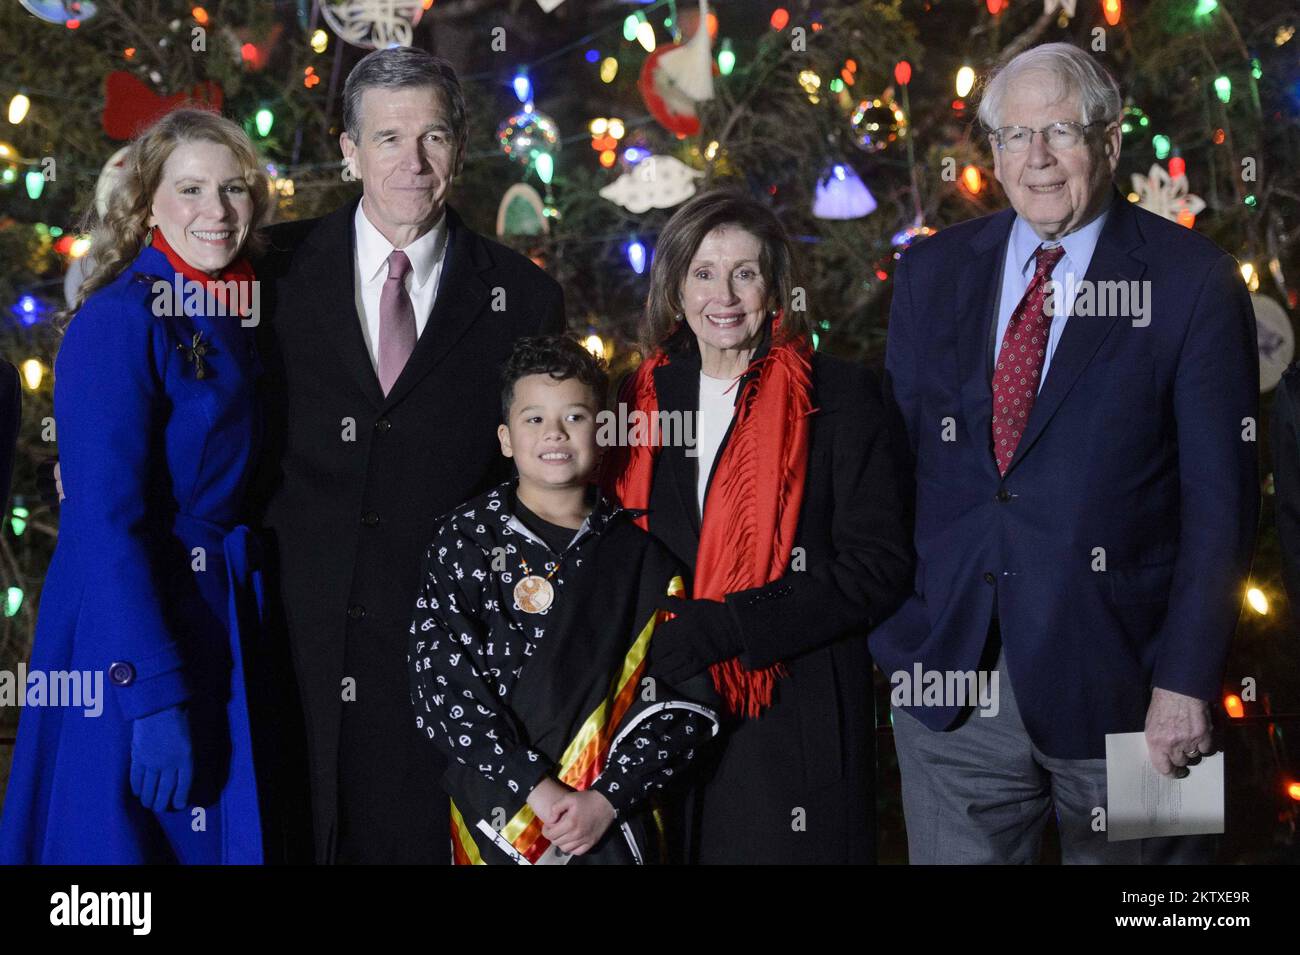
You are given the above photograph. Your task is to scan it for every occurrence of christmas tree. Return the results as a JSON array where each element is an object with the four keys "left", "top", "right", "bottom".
[{"left": 0, "top": 0, "right": 1296, "bottom": 860}]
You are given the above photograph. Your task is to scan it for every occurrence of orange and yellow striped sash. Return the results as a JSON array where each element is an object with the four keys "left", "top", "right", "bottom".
[{"left": 451, "top": 575, "right": 684, "bottom": 865}]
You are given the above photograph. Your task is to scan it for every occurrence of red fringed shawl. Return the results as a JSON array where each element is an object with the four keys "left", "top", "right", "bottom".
[
  {"left": 603, "top": 317, "right": 814, "bottom": 718},
  {"left": 149, "top": 225, "right": 256, "bottom": 318}
]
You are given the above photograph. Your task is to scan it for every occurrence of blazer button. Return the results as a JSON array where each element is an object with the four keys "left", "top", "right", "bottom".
[
  {"left": 347, "top": 605, "right": 366, "bottom": 620},
  {"left": 983, "top": 572, "right": 996, "bottom": 585},
  {"left": 996, "top": 488, "right": 1012, "bottom": 502},
  {"left": 374, "top": 418, "right": 392, "bottom": 433},
  {"left": 361, "top": 512, "right": 380, "bottom": 526},
  {"left": 108, "top": 662, "right": 136, "bottom": 687}
]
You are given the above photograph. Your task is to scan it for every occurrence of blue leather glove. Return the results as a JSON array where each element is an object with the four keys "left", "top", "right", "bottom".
[{"left": 129, "top": 704, "right": 194, "bottom": 813}]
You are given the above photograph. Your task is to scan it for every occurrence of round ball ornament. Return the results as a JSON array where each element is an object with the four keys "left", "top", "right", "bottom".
[
  {"left": 496, "top": 108, "right": 560, "bottom": 167},
  {"left": 850, "top": 93, "right": 907, "bottom": 154}
]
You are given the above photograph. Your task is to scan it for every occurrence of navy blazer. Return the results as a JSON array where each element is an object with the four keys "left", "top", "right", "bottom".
[{"left": 873, "top": 192, "right": 1260, "bottom": 759}]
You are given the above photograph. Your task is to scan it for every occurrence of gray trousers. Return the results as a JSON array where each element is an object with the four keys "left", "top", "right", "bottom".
[{"left": 890, "top": 647, "right": 1216, "bottom": 864}]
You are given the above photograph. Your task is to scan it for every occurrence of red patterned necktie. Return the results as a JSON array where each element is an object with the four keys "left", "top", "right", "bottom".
[{"left": 991, "top": 243, "right": 1066, "bottom": 475}]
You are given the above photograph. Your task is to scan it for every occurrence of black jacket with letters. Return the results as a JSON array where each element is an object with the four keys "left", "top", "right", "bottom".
[{"left": 409, "top": 481, "right": 719, "bottom": 864}]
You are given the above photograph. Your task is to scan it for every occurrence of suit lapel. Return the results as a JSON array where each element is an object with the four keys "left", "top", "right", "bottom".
[
  {"left": 381, "top": 205, "right": 492, "bottom": 409},
  {"left": 298, "top": 198, "right": 386, "bottom": 408},
  {"left": 1003, "top": 195, "right": 1146, "bottom": 475},
  {"left": 957, "top": 209, "right": 1015, "bottom": 481}
]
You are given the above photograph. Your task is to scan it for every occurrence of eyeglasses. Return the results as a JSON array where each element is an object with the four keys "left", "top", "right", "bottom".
[{"left": 990, "top": 121, "right": 1108, "bottom": 153}]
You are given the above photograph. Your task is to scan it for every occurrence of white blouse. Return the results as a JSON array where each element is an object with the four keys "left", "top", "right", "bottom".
[{"left": 696, "top": 371, "right": 739, "bottom": 514}]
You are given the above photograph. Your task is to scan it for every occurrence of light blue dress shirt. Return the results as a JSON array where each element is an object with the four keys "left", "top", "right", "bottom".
[{"left": 992, "top": 197, "right": 1113, "bottom": 392}]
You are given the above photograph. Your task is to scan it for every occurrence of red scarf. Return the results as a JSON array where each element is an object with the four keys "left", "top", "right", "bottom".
[
  {"left": 603, "top": 314, "right": 814, "bottom": 718},
  {"left": 149, "top": 225, "right": 256, "bottom": 318}
]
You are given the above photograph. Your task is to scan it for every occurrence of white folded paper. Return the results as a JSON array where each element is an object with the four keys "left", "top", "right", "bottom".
[{"left": 1105, "top": 731, "right": 1224, "bottom": 841}]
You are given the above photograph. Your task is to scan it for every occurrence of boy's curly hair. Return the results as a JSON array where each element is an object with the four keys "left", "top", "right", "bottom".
[{"left": 500, "top": 334, "right": 610, "bottom": 422}]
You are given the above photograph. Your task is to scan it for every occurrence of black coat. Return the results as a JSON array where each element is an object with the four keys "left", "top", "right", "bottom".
[
  {"left": 1273, "top": 360, "right": 1300, "bottom": 626},
  {"left": 640, "top": 328, "right": 913, "bottom": 863},
  {"left": 251, "top": 200, "right": 565, "bottom": 863}
]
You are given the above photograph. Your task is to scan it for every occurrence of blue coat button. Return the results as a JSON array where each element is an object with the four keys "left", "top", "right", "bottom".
[{"left": 108, "top": 662, "right": 136, "bottom": 687}]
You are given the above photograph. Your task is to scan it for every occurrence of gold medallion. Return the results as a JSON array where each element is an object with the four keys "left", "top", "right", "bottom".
[{"left": 514, "top": 575, "right": 555, "bottom": 613}]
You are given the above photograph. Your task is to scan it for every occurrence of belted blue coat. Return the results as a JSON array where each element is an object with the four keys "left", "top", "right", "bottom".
[{"left": 0, "top": 243, "right": 265, "bottom": 863}]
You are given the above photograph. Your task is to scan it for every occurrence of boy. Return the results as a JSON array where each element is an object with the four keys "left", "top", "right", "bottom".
[{"left": 408, "top": 335, "right": 719, "bottom": 864}]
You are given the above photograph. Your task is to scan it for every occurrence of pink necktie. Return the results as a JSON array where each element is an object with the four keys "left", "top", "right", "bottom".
[
  {"left": 378, "top": 250, "right": 416, "bottom": 395},
  {"left": 991, "top": 243, "right": 1067, "bottom": 475}
]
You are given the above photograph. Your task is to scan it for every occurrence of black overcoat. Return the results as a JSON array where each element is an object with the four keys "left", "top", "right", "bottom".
[
  {"left": 640, "top": 326, "right": 913, "bottom": 863},
  {"left": 251, "top": 199, "right": 565, "bottom": 862}
]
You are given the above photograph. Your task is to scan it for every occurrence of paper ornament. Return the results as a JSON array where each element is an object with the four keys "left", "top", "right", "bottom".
[
  {"left": 1044, "top": 0, "right": 1076, "bottom": 17},
  {"left": 19, "top": 0, "right": 97, "bottom": 25},
  {"left": 94, "top": 146, "right": 130, "bottom": 217},
  {"left": 638, "top": 0, "right": 715, "bottom": 136},
  {"left": 319, "top": 0, "right": 426, "bottom": 50},
  {"left": 58, "top": 147, "right": 129, "bottom": 305},
  {"left": 536, "top": 0, "right": 566, "bottom": 10},
  {"left": 102, "top": 71, "right": 223, "bottom": 140},
  {"left": 1253, "top": 294, "right": 1294, "bottom": 392},
  {"left": 599, "top": 155, "right": 703, "bottom": 213},
  {"left": 1131, "top": 163, "right": 1205, "bottom": 224},
  {"left": 496, "top": 183, "right": 549, "bottom": 237},
  {"left": 813, "top": 164, "right": 877, "bottom": 220},
  {"left": 63, "top": 251, "right": 92, "bottom": 306}
]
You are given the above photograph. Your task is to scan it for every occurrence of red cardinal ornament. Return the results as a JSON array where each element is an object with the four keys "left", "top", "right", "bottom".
[{"left": 102, "top": 70, "right": 223, "bottom": 140}]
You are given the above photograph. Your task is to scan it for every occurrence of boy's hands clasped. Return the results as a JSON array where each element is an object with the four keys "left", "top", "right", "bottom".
[{"left": 527, "top": 776, "right": 616, "bottom": 857}]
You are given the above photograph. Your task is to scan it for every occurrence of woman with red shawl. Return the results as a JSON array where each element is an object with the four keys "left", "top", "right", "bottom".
[{"left": 602, "top": 189, "right": 913, "bottom": 863}]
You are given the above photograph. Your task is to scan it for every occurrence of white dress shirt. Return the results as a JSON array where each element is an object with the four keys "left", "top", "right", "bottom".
[
  {"left": 992, "top": 196, "right": 1112, "bottom": 392},
  {"left": 352, "top": 200, "right": 450, "bottom": 373}
]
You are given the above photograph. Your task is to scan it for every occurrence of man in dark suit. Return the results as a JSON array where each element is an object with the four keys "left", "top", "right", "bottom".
[
  {"left": 252, "top": 47, "right": 565, "bottom": 863},
  {"left": 1271, "top": 361, "right": 1300, "bottom": 619},
  {"left": 874, "top": 43, "right": 1259, "bottom": 863}
]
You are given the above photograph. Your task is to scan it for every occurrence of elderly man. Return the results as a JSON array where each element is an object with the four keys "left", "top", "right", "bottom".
[
  {"left": 875, "top": 42, "right": 1258, "bottom": 863},
  {"left": 253, "top": 47, "right": 565, "bottom": 864}
]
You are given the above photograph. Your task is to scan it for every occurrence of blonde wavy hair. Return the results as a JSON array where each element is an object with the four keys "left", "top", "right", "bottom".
[{"left": 63, "top": 108, "right": 271, "bottom": 323}]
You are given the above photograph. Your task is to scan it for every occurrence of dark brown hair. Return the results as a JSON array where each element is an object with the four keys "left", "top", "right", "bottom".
[
  {"left": 501, "top": 334, "right": 609, "bottom": 422},
  {"left": 642, "top": 188, "right": 808, "bottom": 352}
]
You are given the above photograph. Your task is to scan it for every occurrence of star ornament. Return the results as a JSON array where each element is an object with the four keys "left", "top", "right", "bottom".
[{"left": 1131, "top": 163, "right": 1206, "bottom": 224}]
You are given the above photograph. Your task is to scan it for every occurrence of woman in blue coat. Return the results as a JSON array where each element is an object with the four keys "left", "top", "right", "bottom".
[{"left": 0, "top": 109, "right": 271, "bottom": 863}]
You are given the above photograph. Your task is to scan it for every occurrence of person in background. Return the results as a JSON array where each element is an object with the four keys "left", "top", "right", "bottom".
[{"left": 1271, "top": 361, "right": 1300, "bottom": 625}]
